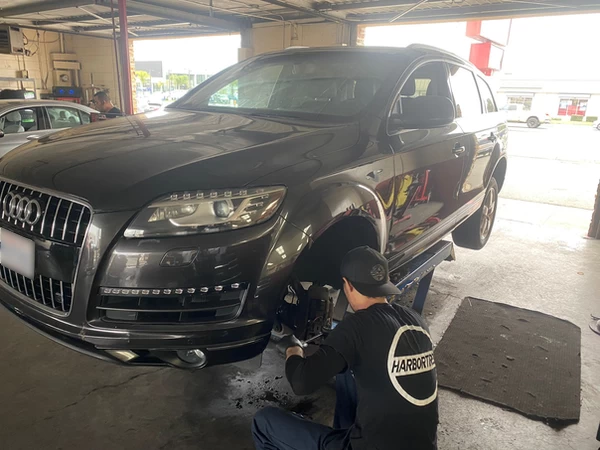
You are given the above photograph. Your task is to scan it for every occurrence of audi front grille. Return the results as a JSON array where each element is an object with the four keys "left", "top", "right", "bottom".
[
  {"left": 0, "top": 267, "right": 73, "bottom": 312},
  {"left": 0, "top": 181, "right": 91, "bottom": 245},
  {"left": 0, "top": 180, "right": 91, "bottom": 314}
]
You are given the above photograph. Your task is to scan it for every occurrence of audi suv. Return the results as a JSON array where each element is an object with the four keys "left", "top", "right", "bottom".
[{"left": 0, "top": 45, "right": 507, "bottom": 369}]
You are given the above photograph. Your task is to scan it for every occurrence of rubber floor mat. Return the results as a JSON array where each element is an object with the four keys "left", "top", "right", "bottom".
[{"left": 434, "top": 297, "right": 581, "bottom": 425}]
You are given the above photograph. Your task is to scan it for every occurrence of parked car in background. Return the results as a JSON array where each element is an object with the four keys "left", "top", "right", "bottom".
[
  {"left": 0, "top": 45, "right": 507, "bottom": 370},
  {"left": 0, "top": 100, "right": 98, "bottom": 156},
  {"left": 500, "top": 103, "right": 550, "bottom": 128}
]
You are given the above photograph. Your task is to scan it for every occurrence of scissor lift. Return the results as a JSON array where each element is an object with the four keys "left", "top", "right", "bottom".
[{"left": 393, "top": 240, "right": 455, "bottom": 315}]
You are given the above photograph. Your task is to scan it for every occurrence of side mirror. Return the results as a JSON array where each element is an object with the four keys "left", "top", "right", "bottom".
[
  {"left": 390, "top": 96, "right": 455, "bottom": 130},
  {"left": 0, "top": 130, "right": 4, "bottom": 138}
]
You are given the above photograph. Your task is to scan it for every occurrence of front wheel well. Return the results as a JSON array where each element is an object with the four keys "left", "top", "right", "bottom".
[{"left": 292, "top": 217, "right": 379, "bottom": 290}]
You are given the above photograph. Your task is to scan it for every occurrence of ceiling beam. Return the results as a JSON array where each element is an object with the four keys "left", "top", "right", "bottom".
[
  {"left": 0, "top": 0, "right": 95, "bottom": 17},
  {"left": 346, "top": 1, "right": 588, "bottom": 22},
  {"left": 33, "top": 11, "right": 143, "bottom": 26},
  {"left": 78, "top": 19, "right": 185, "bottom": 32},
  {"left": 313, "top": 0, "right": 425, "bottom": 11},
  {"left": 15, "top": 23, "right": 115, "bottom": 39},
  {"left": 129, "top": 29, "right": 224, "bottom": 38},
  {"left": 259, "top": 0, "right": 348, "bottom": 23},
  {"left": 126, "top": 0, "right": 244, "bottom": 31}
]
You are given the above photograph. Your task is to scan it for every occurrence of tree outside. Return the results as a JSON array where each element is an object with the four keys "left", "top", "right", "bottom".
[
  {"left": 167, "top": 73, "right": 191, "bottom": 90},
  {"left": 135, "top": 70, "right": 151, "bottom": 89}
]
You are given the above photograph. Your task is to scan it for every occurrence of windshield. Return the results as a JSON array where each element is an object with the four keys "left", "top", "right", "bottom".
[{"left": 170, "top": 51, "right": 408, "bottom": 120}]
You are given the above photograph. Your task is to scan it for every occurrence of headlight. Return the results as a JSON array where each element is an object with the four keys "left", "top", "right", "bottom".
[{"left": 124, "top": 186, "right": 286, "bottom": 238}]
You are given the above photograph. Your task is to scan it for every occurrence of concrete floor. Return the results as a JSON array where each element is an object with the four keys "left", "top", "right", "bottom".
[
  {"left": 0, "top": 198, "right": 598, "bottom": 450},
  {"left": 501, "top": 124, "right": 600, "bottom": 210}
]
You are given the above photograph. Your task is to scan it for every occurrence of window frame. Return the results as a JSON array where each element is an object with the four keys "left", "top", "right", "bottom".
[
  {"left": 78, "top": 109, "right": 91, "bottom": 125},
  {"left": 446, "top": 63, "right": 484, "bottom": 119},
  {"left": 0, "top": 106, "right": 45, "bottom": 134},
  {"left": 45, "top": 105, "right": 85, "bottom": 130},
  {"left": 386, "top": 58, "right": 454, "bottom": 136},
  {"left": 475, "top": 75, "right": 498, "bottom": 114}
]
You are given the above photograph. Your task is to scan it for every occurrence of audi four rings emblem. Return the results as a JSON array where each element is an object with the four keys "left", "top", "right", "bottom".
[{"left": 2, "top": 191, "right": 43, "bottom": 225}]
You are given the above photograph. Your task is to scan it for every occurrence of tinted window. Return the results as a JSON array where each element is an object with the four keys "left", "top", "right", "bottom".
[
  {"left": 173, "top": 52, "right": 410, "bottom": 120},
  {"left": 448, "top": 65, "right": 482, "bottom": 118},
  {"left": 476, "top": 76, "right": 497, "bottom": 113},
  {"left": 399, "top": 62, "right": 451, "bottom": 99},
  {"left": 0, "top": 108, "right": 39, "bottom": 134},
  {"left": 395, "top": 62, "right": 452, "bottom": 116},
  {"left": 47, "top": 106, "right": 82, "bottom": 129}
]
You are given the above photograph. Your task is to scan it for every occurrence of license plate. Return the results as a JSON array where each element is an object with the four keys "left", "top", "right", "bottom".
[{"left": 0, "top": 228, "right": 35, "bottom": 279}]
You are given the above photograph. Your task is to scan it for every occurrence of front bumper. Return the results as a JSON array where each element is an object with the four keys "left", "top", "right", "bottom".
[
  {"left": 0, "top": 212, "right": 300, "bottom": 368},
  {"left": 0, "top": 279, "right": 272, "bottom": 367}
]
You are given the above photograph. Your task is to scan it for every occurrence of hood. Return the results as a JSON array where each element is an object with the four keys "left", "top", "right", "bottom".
[{"left": 0, "top": 109, "right": 359, "bottom": 212}]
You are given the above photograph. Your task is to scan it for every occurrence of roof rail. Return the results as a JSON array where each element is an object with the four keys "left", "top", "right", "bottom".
[{"left": 407, "top": 44, "right": 465, "bottom": 62}]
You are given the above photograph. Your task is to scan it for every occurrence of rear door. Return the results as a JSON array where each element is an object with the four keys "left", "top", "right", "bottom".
[
  {"left": 386, "top": 61, "right": 466, "bottom": 268},
  {"left": 447, "top": 64, "right": 496, "bottom": 213},
  {"left": 0, "top": 107, "right": 47, "bottom": 157},
  {"left": 45, "top": 105, "right": 87, "bottom": 130}
]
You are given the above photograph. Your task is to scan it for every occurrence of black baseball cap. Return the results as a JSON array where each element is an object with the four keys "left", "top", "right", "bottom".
[{"left": 340, "top": 246, "right": 401, "bottom": 298}]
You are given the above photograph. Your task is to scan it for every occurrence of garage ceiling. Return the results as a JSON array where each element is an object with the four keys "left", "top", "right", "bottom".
[{"left": 1, "top": 0, "right": 600, "bottom": 38}]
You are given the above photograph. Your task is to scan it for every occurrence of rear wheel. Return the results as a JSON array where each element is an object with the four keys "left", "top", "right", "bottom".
[
  {"left": 452, "top": 177, "right": 499, "bottom": 250},
  {"left": 596, "top": 123, "right": 600, "bottom": 131},
  {"left": 526, "top": 116, "right": 540, "bottom": 128}
]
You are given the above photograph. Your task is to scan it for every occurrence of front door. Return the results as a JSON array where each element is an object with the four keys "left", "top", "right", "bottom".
[
  {"left": 0, "top": 107, "right": 47, "bottom": 157},
  {"left": 386, "top": 61, "right": 466, "bottom": 269}
]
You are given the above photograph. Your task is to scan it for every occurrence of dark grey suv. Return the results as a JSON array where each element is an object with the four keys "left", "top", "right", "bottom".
[{"left": 0, "top": 45, "right": 507, "bottom": 369}]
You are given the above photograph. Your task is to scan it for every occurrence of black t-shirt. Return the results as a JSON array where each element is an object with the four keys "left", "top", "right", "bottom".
[
  {"left": 286, "top": 303, "right": 438, "bottom": 450},
  {"left": 105, "top": 106, "right": 122, "bottom": 118}
]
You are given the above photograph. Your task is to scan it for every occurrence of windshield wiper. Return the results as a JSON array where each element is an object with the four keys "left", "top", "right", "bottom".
[{"left": 243, "top": 111, "right": 309, "bottom": 121}]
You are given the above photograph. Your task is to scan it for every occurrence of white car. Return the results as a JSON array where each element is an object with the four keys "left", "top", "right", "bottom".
[
  {"left": 0, "top": 100, "right": 98, "bottom": 157},
  {"left": 593, "top": 119, "right": 600, "bottom": 130},
  {"left": 500, "top": 103, "right": 550, "bottom": 128}
]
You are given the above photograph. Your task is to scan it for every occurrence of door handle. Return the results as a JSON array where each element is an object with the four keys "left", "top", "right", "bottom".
[
  {"left": 26, "top": 135, "right": 40, "bottom": 141},
  {"left": 366, "top": 169, "right": 383, "bottom": 182},
  {"left": 488, "top": 132, "right": 497, "bottom": 143},
  {"left": 452, "top": 144, "right": 466, "bottom": 156}
]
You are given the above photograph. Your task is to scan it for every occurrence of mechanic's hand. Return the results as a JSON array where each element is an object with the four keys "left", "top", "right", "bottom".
[{"left": 276, "top": 334, "right": 306, "bottom": 355}]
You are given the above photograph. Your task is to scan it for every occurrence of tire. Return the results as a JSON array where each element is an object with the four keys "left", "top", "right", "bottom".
[
  {"left": 452, "top": 177, "right": 499, "bottom": 250},
  {"left": 596, "top": 124, "right": 600, "bottom": 131},
  {"left": 526, "top": 116, "right": 540, "bottom": 128}
]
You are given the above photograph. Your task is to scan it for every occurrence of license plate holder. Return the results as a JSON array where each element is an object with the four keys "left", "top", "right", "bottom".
[{"left": 0, "top": 228, "right": 35, "bottom": 279}]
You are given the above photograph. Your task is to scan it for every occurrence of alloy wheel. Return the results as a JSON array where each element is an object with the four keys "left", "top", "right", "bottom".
[{"left": 480, "top": 187, "right": 497, "bottom": 241}]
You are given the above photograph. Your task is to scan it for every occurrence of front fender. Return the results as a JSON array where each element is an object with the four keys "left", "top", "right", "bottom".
[
  {"left": 283, "top": 182, "right": 387, "bottom": 254},
  {"left": 250, "top": 181, "right": 386, "bottom": 321}
]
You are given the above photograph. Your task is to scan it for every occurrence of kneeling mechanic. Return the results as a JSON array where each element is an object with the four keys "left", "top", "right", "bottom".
[{"left": 252, "top": 246, "right": 439, "bottom": 450}]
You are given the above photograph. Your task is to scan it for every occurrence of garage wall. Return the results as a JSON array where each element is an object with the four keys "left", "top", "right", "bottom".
[
  {"left": 241, "top": 22, "right": 357, "bottom": 60},
  {"left": 0, "top": 29, "right": 62, "bottom": 97},
  {"left": 65, "top": 34, "right": 122, "bottom": 108}
]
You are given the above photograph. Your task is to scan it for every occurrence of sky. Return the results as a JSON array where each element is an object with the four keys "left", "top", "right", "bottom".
[
  {"left": 133, "top": 13, "right": 600, "bottom": 80},
  {"left": 365, "top": 13, "right": 600, "bottom": 79},
  {"left": 133, "top": 34, "right": 241, "bottom": 76}
]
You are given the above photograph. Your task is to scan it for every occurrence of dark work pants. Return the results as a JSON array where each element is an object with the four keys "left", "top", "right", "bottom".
[{"left": 252, "top": 370, "right": 358, "bottom": 450}]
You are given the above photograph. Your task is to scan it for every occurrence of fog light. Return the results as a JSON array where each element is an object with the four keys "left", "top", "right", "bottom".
[
  {"left": 176, "top": 349, "right": 207, "bottom": 366},
  {"left": 160, "top": 248, "right": 198, "bottom": 267}
]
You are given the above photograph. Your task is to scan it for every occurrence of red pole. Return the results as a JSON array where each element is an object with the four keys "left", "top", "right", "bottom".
[{"left": 118, "top": 0, "right": 133, "bottom": 114}]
